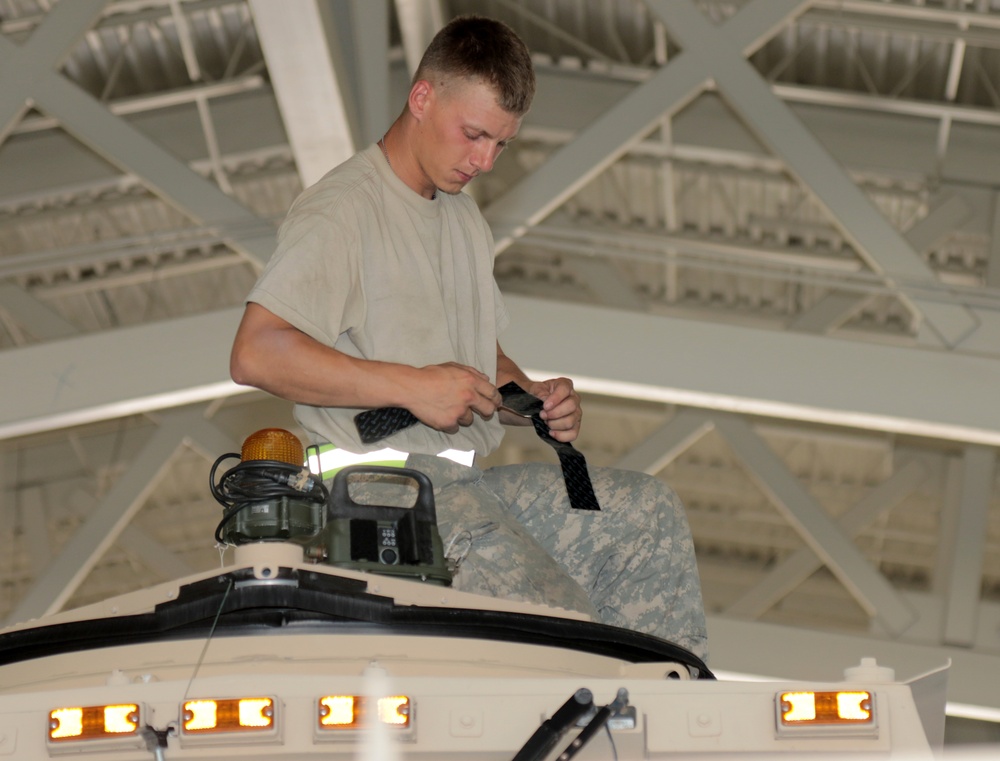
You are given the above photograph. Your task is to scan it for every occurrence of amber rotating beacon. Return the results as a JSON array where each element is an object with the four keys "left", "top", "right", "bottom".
[{"left": 210, "top": 428, "right": 327, "bottom": 546}]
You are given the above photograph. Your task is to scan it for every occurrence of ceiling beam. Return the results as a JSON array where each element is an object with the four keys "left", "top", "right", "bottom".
[
  {"left": 566, "top": 258, "right": 646, "bottom": 311},
  {"left": 343, "top": 0, "right": 393, "bottom": 145},
  {"left": 18, "top": 487, "right": 52, "bottom": 578},
  {"left": 2, "top": 408, "right": 202, "bottom": 626},
  {"left": 787, "top": 290, "right": 868, "bottom": 335},
  {"left": 904, "top": 192, "right": 973, "bottom": 254},
  {"left": 0, "top": 33, "right": 276, "bottom": 268},
  {"left": 989, "top": 192, "right": 1000, "bottom": 289},
  {"left": 726, "top": 459, "right": 926, "bottom": 619},
  {"left": 0, "top": 308, "right": 248, "bottom": 441},
  {"left": 942, "top": 446, "right": 996, "bottom": 648},
  {"left": 71, "top": 489, "right": 199, "bottom": 583},
  {"left": 0, "top": 283, "right": 79, "bottom": 340},
  {"left": 2, "top": 407, "right": 240, "bottom": 628},
  {"left": 249, "top": 0, "right": 358, "bottom": 188},
  {"left": 502, "top": 296, "right": 1000, "bottom": 447},
  {"left": 4, "top": 296, "right": 1000, "bottom": 451},
  {"left": 483, "top": 0, "right": 809, "bottom": 250},
  {"left": 614, "top": 409, "right": 714, "bottom": 475},
  {"left": 649, "top": 0, "right": 978, "bottom": 349},
  {"left": 394, "top": 0, "right": 444, "bottom": 78},
  {"left": 711, "top": 413, "right": 916, "bottom": 635},
  {"left": 774, "top": 81, "right": 1000, "bottom": 128},
  {"left": 789, "top": 192, "right": 974, "bottom": 335},
  {"left": 0, "top": 0, "right": 107, "bottom": 144}
]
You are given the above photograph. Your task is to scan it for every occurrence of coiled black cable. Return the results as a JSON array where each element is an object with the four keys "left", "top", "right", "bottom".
[{"left": 209, "top": 453, "right": 328, "bottom": 544}]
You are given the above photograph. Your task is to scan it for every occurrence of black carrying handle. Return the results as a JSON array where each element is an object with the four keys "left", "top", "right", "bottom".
[{"left": 326, "top": 465, "right": 437, "bottom": 524}]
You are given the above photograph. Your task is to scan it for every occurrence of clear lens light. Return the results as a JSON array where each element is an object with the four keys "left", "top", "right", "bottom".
[
  {"left": 378, "top": 697, "right": 410, "bottom": 726},
  {"left": 239, "top": 698, "right": 273, "bottom": 728},
  {"left": 317, "top": 696, "right": 411, "bottom": 729},
  {"left": 782, "top": 692, "right": 817, "bottom": 722},
  {"left": 837, "top": 692, "right": 872, "bottom": 721},
  {"left": 319, "top": 696, "right": 356, "bottom": 727},
  {"left": 49, "top": 708, "right": 83, "bottom": 740},
  {"left": 183, "top": 700, "right": 218, "bottom": 731}
]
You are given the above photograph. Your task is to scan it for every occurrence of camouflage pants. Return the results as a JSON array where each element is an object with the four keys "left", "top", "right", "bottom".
[{"left": 392, "top": 454, "right": 709, "bottom": 661}]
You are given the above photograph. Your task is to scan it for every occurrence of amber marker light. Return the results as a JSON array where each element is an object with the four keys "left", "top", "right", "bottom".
[
  {"left": 46, "top": 704, "right": 143, "bottom": 754},
  {"left": 318, "top": 695, "right": 411, "bottom": 731},
  {"left": 776, "top": 690, "right": 877, "bottom": 737},
  {"left": 182, "top": 697, "right": 275, "bottom": 734},
  {"left": 48, "top": 704, "right": 140, "bottom": 741}
]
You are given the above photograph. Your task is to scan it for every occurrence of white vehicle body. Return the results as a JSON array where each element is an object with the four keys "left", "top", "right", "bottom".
[
  {"left": 0, "top": 541, "right": 947, "bottom": 760},
  {"left": 0, "top": 435, "right": 949, "bottom": 760}
]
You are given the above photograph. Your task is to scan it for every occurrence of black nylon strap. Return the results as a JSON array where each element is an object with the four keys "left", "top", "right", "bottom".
[
  {"left": 498, "top": 382, "right": 601, "bottom": 512},
  {"left": 353, "top": 384, "right": 601, "bottom": 511},
  {"left": 355, "top": 406, "right": 418, "bottom": 444}
]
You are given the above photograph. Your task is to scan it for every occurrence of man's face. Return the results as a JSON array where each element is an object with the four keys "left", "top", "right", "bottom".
[{"left": 413, "top": 78, "right": 522, "bottom": 196}]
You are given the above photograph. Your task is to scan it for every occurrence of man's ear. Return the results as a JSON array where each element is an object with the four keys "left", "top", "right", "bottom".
[{"left": 408, "top": 79, "right": 433, "bottom": 121}]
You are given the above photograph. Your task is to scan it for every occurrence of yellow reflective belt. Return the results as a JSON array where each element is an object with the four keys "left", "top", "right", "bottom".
[
  {"left": 307, "top": 444, "right": 475, "bottom": 481},
  {"left": 307, "top": 443, "right": 407, "bottom": 481}
]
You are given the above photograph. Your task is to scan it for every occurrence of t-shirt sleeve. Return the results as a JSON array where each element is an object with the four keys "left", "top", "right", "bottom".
[{"left": 247, "top": 207, "right": 362, "bottom": 348}]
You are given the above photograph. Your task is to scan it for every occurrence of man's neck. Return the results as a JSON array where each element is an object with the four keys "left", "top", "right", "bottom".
[{"left": 380, "top": 124, "right": 437, "bottom": 200}]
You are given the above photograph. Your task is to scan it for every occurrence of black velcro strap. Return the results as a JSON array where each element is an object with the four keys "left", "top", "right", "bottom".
[
  {"left": 498, "top": 382, "right": 601, "bottom": 511},
  {"left": 354, "top": 384, "right": 602, "bottom": 511},
  {"left": 354, "top": 406, "right": 419, "bottom": 444}
]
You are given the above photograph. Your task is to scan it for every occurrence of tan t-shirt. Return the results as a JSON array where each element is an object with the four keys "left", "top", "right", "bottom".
[{"left": 248, "top": 143, "right": 509, "bottom": 455}]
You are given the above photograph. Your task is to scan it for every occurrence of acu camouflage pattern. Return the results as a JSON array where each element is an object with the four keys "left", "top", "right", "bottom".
[{"left": 339, "top": 454, "right": 708, "bottom": 661}]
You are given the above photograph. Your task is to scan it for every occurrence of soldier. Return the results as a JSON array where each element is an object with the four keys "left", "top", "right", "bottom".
[{"left": 231, "top": 15, "right": 707, "bottom": 659}]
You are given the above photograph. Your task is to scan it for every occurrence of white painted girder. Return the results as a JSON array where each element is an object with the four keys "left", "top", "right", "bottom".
[
  {"left": 0, "top": 0, "right": 107, "bottom": 143},
  {"left": 249, "top": 0, "right": 357, "bottom": 188},
  {"left": 788, "top": 193, "right": 974, "bottom": 335},
  {"left": 711, "top": 412, "right": 916, "bottom": 635},
  {"left": 566, "top": 257, "right": 645, "bottom": 311},
  {"left": 501, "top": 296, "right": 1000, "bottom": 447},
  {"left": 2, "top": 407, "right": 205, "bottom": 626},
  {"left": 787, "top": 290, "right": 866, "bottom": 334},
  {"left": 27, "top": 73, "right": 277, "bottom": 267},
  {"left": 0, "top": 283, "right": 79, "bottom": 340},
  {"left": 989, "top": 192, "right": 1000, "bottom": 289},
  {"left": 18, "top": 487, "right": 52, "bottom": 579},
  {"left": 483, "top": 0, "right": 810, "bottom": 250},
  {"left": 0, "top": 308, "right": 248, "bottom": 441},
  {"left": 649, "top": 0, "right": 978, "bottom": 349},
  {"left": 346, "top": 0, "right": 392, "bottom": 145},
  {"left": 3, "top": 407, "right": 240, "bottom": 627},
  {"left": 726, "top": 459, "right": 927, "bottom": 619},
  {"left": 614, "top": 409, "right": 714, "bottom": 475},
  {"left": 943, "top": 446, "right": 996, "bottom": 648},
  {"left": 5, "top": 295, "right": 1000, "bottom": 451},
  {"left": 905, "top": 193, "right": 973, "bottom": 257},
  {"left": 932, "top": 456, "right": 964, "bottom": 599},
  {"left": 0, "top": 23, "right": 277, "bottom": 269},
  {"left": 71, "top": 488, "right": 199, "bottom": 584},
  {"left": 394, "top": 0, "right": 444, "bottom": 78}
]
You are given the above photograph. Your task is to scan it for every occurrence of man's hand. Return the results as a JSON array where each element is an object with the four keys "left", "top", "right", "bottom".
[
  {"left": 408, "top": 362, "right": 502, "bottom": 433},
  {"left": 528, "top": 376, "right": 582, "bottom": 443}
]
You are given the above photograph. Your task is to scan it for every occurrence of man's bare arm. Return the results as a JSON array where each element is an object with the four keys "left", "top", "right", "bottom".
[{"left": 231, "top": 303, "right": 501, "bottom": 432}]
